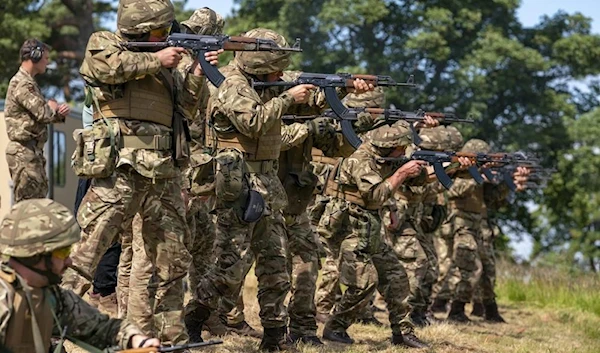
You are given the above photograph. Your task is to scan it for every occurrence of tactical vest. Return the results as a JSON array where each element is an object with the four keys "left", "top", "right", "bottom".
[
  {"left": 311, "top": 147, "right": 338, "bottom": 166},
  {"left": 93, "top": 70, "right": 173, "bottom": 127},
  {"left": 206, "top": 122, "right": 282, "bottom": 161},
  {"left": 448, "top": 182, "right": 485, "bottom": 214},
  {"left": 0, "top": 270, "right": 53, "bottom": 353},
  {"left": 324, "top": 160, "right": 380, "bottom": 210}
]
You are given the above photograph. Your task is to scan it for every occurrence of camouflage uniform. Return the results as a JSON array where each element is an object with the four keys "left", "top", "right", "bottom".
[
  {"left": 186, "top": 29, "right": 328, "bottom": 350},
  {"left": 320, "top": 124, "right": 427, "bottom": 348},
  {"left": 61, "top": 1, "right": 203, "bottom": 345},
  {"left": 4, "top": 68, "right": 65, "bottom": 202},
  {"left": 0, "top": 199, "right": 145, "bottom": 353}
]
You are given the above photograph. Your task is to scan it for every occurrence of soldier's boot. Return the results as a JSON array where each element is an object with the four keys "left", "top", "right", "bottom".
[
  {"left": 202, "top": 312, "right": 228, "bottom": 336},
  {"left": 288, "top": 332, "right": 324, "bottom": 346},
  {"left": 322, "top": 321, "right": 354, "bottom": 344},
  {"left": 226, "top": 320, "right": 262, "bottom": 339},
  {"left": 259, "top": 326, "right": 296, "bottom": 352},
  {"left": 184, "top": 304, "right": 211, "bottom": 343},
  {"left": 98, "top": 292, "right": 118, "bottom": 317},
  {"left": 391, "top": 333, "right": 429, "bottom": 349},
  {"left": 470, "top": 301, "right": 485, "bottom": 317},
  {"left": 410, "top": 309, "right": 430, "bottom": 328},
  {"left": 447, "top": 301, "right": 470, "bottom": 323},
  {"left": 357, "top": 315, "right": 386, "bottom": 327},
  {"left": 484, "top": 301, "right": 506, "bottom": 323},
  {"left": 430, "top": 298, "right": 448, "bottom": 313}
]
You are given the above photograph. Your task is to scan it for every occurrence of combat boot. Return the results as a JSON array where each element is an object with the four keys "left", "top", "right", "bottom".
[
  {"left": 357, "top": 315, "right": 386, "bottom": 327},
  {"left": 184, "top": 304, "right": 211, "bottom": 343},
  {"left": 226, "top": 320, "right": 262, "bottom": 339},
  {"left": 430, "top": 298, "right": 448, "bottom": 313},
  {"left": 288, "top": 332, "right": 324, "bottom": 346},
  {"left": 202, "top": 311, "right": 228, "bottom": 336},
  {"left": 259, "top": 326, "right": 296, "bottom": 352},
  {"left": 322, "top": 322, "right": 354, "bottom": 344},
  {"left": 410, "top": 310, "right": 430, "bottom": 327},
  {"left": 391, "top": 332, "right": 429, "bottom": 349},
  {"left": 471, "top": 301, "right": 485, "bottom": 317},
  {"left": 447, "top": 301, "right": 470, "bottom": 323},
  {"left": 484, "top": 301, "right": 506, "bottom": 323},
  {"left": 98, "top": 292, "right": 118, "bottom": 317}
]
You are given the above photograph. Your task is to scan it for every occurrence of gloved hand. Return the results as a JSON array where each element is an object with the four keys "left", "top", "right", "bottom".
[
  {"left": 305, "top": 117, "right": 330, "bottom": 136},
  {"left": 353, "top": 112, "right": 375, "bottom": 133}
]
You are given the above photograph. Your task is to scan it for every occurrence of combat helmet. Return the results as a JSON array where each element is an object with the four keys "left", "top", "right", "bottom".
[
  {"left": 461, "top": 138, "right": 491, "bottom": 153},
  {"left": 117, "top": 0, "right": 175, "bottom": 36},
  {"left": 419, "top": 125, "right": 464, "bottom": 151},
  {"left": 235, "top": 28, "right": 291, "bottom": 75},
  {"left": 181, "top": 7, "right": 224, "bottom": 35},
  {"left": 344, "top": 87, "right": 386, "bottom": 108},
  {"left": 367, "top": 121, "right": 412, "bottom": 148},
  {"left": 0, "top": 199, "right": 80, "bottom": 258}
]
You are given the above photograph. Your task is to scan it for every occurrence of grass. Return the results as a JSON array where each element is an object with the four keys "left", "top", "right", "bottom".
[{"left": 188, "top": 261, "right": 600, "bottom": 353}]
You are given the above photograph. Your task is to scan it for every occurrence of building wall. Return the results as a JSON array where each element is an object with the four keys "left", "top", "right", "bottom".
[{"left": 0, "top": 100, "right": 83, "bottom": 221}]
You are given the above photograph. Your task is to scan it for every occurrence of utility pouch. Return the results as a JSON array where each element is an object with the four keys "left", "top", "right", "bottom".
[
  {"left": 71, "top": 119, "right": 118, "bottom": 179},
  {"left": 214, "top": 148, "right": 245, "bottom": 202}
]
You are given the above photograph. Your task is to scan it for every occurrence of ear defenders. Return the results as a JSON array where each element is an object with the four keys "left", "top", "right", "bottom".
[{"left": 28, "top": 40, "right": 45, "bottom": 63}]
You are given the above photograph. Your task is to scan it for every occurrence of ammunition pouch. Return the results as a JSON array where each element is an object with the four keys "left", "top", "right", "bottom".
[
  {"left": 189, "top": 153, "right": 215, "bottom": 197},
  {"left": 71, "top": 119, "right": 118, "bottom": 179},
  {"left": 214, "top": 148, "right": 246, "bottom": 202},
  {"left": 283, "top": 171, "right": 318, "bottom": 215},
  {"left": 242, "top": 190, "right": 265, "bottom": 223},
  {"left": 317, "top": 199, "right": 349, "bottom": 239}
]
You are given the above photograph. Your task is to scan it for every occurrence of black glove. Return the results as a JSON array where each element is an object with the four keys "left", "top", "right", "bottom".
[
  {"left": 305, "top": 117, "right": 329, "bottom": 136},
  {"left": 353, "top": 112, "right": 375, "bottom": 133}
]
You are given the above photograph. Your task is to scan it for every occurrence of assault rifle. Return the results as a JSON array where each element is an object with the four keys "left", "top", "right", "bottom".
[
  {"left": 121, "top": 33, "right": 302, "bottom": 87},
  {"left": 110, "top": 339, "right": 223, "bottom": 352},
  {"left": 377, "top": 150, "right": 534, "bottom": 190},
  {"left": 282, "top": 108, "right": 473, "bottom": 148}
]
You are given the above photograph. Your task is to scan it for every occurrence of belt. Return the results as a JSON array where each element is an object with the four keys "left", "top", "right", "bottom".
[
  {"left": 245, "top": 160, "right": 276, "bottom": 174},
  {"left": 120, "top": 135, "right": 172, "bottom": 150}
]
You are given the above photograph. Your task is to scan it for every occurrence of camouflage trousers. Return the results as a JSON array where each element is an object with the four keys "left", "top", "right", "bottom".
[
  {"left": 326, "top": 207, "right": 414, "bottom": 336},
  {"left": 284, "top": 211, "right": 320, "bottom": 336},
  {"left": 388, "top": 219, "right": 438, "bottom": 314},
  {"left": 432, "top": 216, "right": 459, "bottom": 302},
  {"left": 449, "top": 211, "right": 483, "bottom": 303},
  {"left": 61, "top": 166, "right": 191, "bottom": 345},
  {"left": 473, "top": 218, "right": 497, "bottom": 303},
  {"left": 6, "top": 141, "right": 48, "bottom": 202},
  {"left": 192, "top": 206, "right": 290, "bottom": 329}
]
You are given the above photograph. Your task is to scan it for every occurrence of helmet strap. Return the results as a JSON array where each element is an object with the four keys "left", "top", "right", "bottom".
[{"left": 14, "top": 254, "right": 62, "bottom": 285}]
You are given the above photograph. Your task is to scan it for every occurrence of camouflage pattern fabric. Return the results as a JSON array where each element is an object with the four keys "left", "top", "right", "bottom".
[
  {"left": 181, "top": 7, "right": 224, "bottom": 35},
  {"left": 473, "top": 217, "right": 497, "bottom": 303},
  {"left": 4, "top": 68, "right": 65, "bottom": 202},
  {"left": 117, "top": 0, "right": 174, "bottom": 36},
  {"left": 116, "top": 220, "right": 134, "bottom": 319},
  {"left": 432, "top": 207, "right": 460, "bottom": 302},
  {"left": 418, "top": 125, "right": 464, "bottom": 152},
  {"left": 314, "top": 238, "right": 341, "bottom": 316},
  {"left": 61, "top": 166, "right": 191, "bottom": 346}
]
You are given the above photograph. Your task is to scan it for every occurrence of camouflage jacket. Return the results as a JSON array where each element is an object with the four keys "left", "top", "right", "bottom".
[
  {"left": 4, "top": 68, "right": 64, "bottom": 147},
  {"left": 79, "top": 31, "right": 204, "bottom": 179},
  {"left": 0, "top": 265, "right": 142, "bottom": 351}
]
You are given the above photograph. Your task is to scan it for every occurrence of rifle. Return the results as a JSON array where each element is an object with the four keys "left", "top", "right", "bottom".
[
  {"left": 377, "top": 150, "right": 529, "bottom": 190},
  {"left": 121, "top": 33, "right": 302, "bottom": 88},
  {"left": 281, "top": 108, "right": 473, "bottom": 147},
  {"left": 110, "top": 339, "right": 223, "bottom": 353}
]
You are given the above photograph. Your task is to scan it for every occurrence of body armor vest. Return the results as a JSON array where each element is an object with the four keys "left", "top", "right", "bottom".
[
  {"left": 0, "top": 270, "right": 53, "bottom": 353},
  {"left": 93, "top": 71, "right": 173, "bottom": 127},
  {"left": 448, "top": 182, "right": 485, "bottom": 214},
  {"left": 206, "top": 122, "right": 282, "bottom": 161},
  {"left": 324, "top": 160, "right": 380, "bottom": 210}
]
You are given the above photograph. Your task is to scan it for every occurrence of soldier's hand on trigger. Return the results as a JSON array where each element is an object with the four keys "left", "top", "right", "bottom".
[
  {"left": 155, "top": 47, "right": 186, "bottom": 68},
  {"left": 130, "top": 335, "right": 160, "bottom": 349},
  {"left": 415, "top": 114, "right": 440, "bottom": 129},
  {"left": 348, "top": 78, "right": 375, "bottom": 95},
  {"left": 456, "top": 156, "right": 475, "bottom": 170},
  {"left": 288, "top": 84, "right": 316, "bottom": 104},
  {"left": 398, "top": 160, "right": 427, "bottom": 178}
]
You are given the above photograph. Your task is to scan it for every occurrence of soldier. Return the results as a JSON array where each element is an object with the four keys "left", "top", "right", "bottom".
[
  {"left": 61, "top": 0, "right": 220, "bottom": 346},
  {"left": 4, "top": 39, "right": 70, "bottom": 203},
  {"left": 184, "top": 28, "right": 371, "bottom": 351},
  {"left": 319, "top": 123, "right": 428, "bottom": 348},
  {"left": 0, "top": 198, "right": 160, "bottom": 353}
]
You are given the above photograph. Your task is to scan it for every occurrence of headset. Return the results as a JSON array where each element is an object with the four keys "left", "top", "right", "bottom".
[{"left": 27, "top": 40, "right": 45, "bottom": 63}]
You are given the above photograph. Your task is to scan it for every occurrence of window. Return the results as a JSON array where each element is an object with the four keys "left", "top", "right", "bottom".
[{"left": 53, "top": 130, "right": 66, "bottom": 187}]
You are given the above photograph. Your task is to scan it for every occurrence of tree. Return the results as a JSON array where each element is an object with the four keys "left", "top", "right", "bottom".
[{"left": 225, "top": 0, "right": 600, "bottom": 263}]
